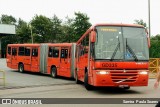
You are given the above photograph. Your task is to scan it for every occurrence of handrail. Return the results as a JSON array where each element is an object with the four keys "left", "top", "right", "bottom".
[
  {"left": 0, "top": 70, "right": 5, "bottom": 87},
  {"left": 149, "top": 58, "right": 160, "bottom": 78}
]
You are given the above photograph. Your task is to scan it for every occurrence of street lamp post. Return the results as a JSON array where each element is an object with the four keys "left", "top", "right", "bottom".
[
  {"left": 148, "top": 0, "right": 151, "bottom": 37},
  {"left": 29, "top": 24, "right": 33, "bottom": 44}
]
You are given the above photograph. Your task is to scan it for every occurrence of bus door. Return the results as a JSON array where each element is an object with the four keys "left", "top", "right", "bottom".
[
  {"left": 11, "top": 47, "right": 18, "bottom": 69},
  {"left": 59, "top": 47, "right": 70, "bottom": 77},
  {"left": 31, "top": 48, "right": 39, "bottom": 72},
  {"left": 48, "top": 47, "right": 60, "bottom": 74},
  {"left": 76, "top": 45, "right": 85, "bottom": 80},
  {"left": 23, "top": 47, "right": 31, "bottom": 71}
]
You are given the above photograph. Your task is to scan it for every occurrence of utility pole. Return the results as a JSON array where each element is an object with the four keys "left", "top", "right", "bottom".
[
  {"left": 31, "top": 25, "right": 33, "bottom": 44},
  {"left": 0, "top": 37, "right": 1, "bottom": 58},
  {"left": 148, "top": 0, "right": 151, "bottom": 37},
  {"left": 29, "top": 24, "right": 33, "bottom": 44}
]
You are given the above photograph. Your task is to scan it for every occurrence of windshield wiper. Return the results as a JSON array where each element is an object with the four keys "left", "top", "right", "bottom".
[
  {"left": 110, "top": 42, "right": 120, "bottom": 61},
  {"left": 110, "top": 36, "right": 121, "bottom": 61},
  {"left": 126, "top": 38, "right": 138, "bottom": 61}
]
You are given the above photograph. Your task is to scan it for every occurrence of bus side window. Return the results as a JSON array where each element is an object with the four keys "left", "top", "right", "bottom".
[
  {"left": 32, "top": 48, "right": 38, "bottom": 57},
  {"left": 61, "top": 49, "right": 68, "bottom": 58},
  {"left": 48, "top": 47, "right": 53, "bottom": 57},
  {"left": 12, "top": 48, "right": 17, "bottom": 56},
  {"left": 65, "top": 49, "right": 68, "bottom": 58},
  {"left": 53, "top": 47, "right": 59, "bottom": 58},
  {"left": 18, "top": 47, "right": 25, "bottom": 56},
  {"left": 8, "top": 47, "right": 11, "bottom": 55},
  {"left": 61, "top": 49, "right": 65, "bottom": 58},
  {"left": 25, "top": 47, "right": 30, "bottom": 56}
]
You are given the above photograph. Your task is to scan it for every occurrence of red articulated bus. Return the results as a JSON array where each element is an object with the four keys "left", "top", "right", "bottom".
[
  {"left": 6, "top": 23, "right": 150, "bottom": 91},
  {"left": 75, "top": 23, "right": 150, "bottom": 90},
  {"left": 6, "top": 43, "right": 76, "bottom": 78}
]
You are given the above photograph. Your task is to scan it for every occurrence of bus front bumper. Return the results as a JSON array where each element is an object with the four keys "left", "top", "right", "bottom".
[{"left": 91, "top": 70, "right": 149, "bottom": 87}]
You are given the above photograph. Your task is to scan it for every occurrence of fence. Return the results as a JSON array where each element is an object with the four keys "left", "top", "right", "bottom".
[
  {"left": 149, "top": 58, "right": 160, "bottom": 78},
  {"left": 0, "top": 70, "right": 5, "bottom": 87}
]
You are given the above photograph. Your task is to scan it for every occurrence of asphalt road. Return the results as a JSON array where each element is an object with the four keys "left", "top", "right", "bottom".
[
  {"left": 0, "top": 59, "right": 160, "bottom": 107},
  {"left": 0, "top": 59, "right": 75, "bottom": 88}
]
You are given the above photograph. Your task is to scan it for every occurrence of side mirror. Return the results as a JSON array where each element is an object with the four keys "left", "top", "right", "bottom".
[{"left": 90, "top": 31, "right": 96, "bottom": 43}]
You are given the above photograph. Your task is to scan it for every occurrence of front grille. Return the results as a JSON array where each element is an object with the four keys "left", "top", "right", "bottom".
[{"left": 110, "top": 70, "right": 138, "bottom": 83}]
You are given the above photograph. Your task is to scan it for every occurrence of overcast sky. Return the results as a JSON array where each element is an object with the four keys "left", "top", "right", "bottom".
[{"left": 0, "top": 0, "right": 159, "bottom": 36}]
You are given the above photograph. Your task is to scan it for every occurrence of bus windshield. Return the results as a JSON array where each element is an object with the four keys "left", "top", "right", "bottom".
[{"left": 94, "top": 26, "right": 149, "bottom": 61}]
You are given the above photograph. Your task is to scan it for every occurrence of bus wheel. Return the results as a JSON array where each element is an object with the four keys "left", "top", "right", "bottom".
[
  {"left": 51, "top": 67, "right": 57, "bottom": 78},
  {"left": 18, "top": 63, "right": 24, "bottom": 73},
  {"left": 75, "top": 72, "right": 81, "bottom": 84},
  {"left": 84, "top": 72, "right": 93, "bottom": 90}
]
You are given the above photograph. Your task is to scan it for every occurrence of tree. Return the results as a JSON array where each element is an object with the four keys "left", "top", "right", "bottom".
[
  {"left": 31, "top": 15, "right": 53, "bottom": 43},
  {"left": 149, "top": 34, "right": 160, "bottom": 58},
  {"left": 61, "top": 16, "right": 74, "bottom": 42},
  {"left": 0, "top": 15, "right": 17, "bottom": 57},
  {"left": 72, "top": 12, "right": 91, "bottom": 42},
  {"left": 0, "top": 14, "right": 16, "bottom": 25},
  {"left": 16, "top": 18, "right": 31, "bottom": 43},
  {"left": 134, "top": 19, "right": 147, "bottom": 28},
  {"left": 50, "top": 15, "right": 62, "bottom": 42}
]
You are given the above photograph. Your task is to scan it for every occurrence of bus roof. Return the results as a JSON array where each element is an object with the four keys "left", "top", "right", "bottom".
[
  {"left": 92, "top": 23, "right": 144, "bottom": 28},
  {"left": 48, "top": 43, "right": 75, "bottom": 47},
  {"left": 8, "top": 44, "right": 40, "bottom": 47},
  {"left": 77, "top": 23, "right": 145, "bottom": 44},
  {"left": 8, "top": 43, "right": 76, "bottom": 47}
]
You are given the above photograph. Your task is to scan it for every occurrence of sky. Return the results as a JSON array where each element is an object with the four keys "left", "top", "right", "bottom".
[{"left": 0, "top": 0, "right": 159, "bottom": 36}]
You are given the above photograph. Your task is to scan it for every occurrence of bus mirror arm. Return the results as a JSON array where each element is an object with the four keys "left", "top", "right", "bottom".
[
  {"left": 91, "top": 31, "right": 96, "bottom": 43},
  {"left": 145, "top": 29, "right": 150, "bottom": 48},
  {"left": 147, "top": 36, "right": 150, "bottom": 48}
]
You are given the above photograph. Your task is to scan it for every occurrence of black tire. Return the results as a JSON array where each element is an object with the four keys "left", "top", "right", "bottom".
[
  {"left": 51, "top": 67, "right": 57, "bottom": 78},
  {"left": 124, "top": 86, "right": 130, "bottom": 90},
  {"left": 18, "top": 63, "right": 24, "bottom": 73},
  {"left": 84, "top": 72, "right": 93, "bottom": 90},
  {"left": 75, "top": 72, "right": 81, "bottom": 84}
]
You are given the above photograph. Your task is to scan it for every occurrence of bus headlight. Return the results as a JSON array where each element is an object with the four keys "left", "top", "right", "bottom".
[
  {"left": 139, "top": 71, "right": 148, "bottom": 75},
  {"left": 96, "top": 71, "right": 110, "bottom": 75}
]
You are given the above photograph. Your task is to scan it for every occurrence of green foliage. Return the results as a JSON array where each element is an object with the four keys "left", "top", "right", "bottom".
[
  {"left": 72, "top": 12, "right": 91, "bottom": 42},
  {"left": 134, "top": 19, "right": 147, "bottom": 28},
  {"left": 16, "top": 18, "right": 31, "bottom": 43},
  {"left": 61, "top": 16, "right": 74, "bottom": 42},
  {"left": 0, "top": 12, "right": 91, "bottom": 44},
  {"left": 31, "top": 15, "right": 53, "bottom": 43},
  {"left": 149, "top": 34, "right": 160, "bottom": 58},
  {"left": 0, "top": 15, "right": 17, "bottom": 57},
  {"left": 0, "top": 14, "right": 16, "bottom": 25},
  {"left": 1, "top": 15, "right": 160, "bottom": 59},
  {"left": 50, "top": 15, "right": 62, "bottom": 42}
]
